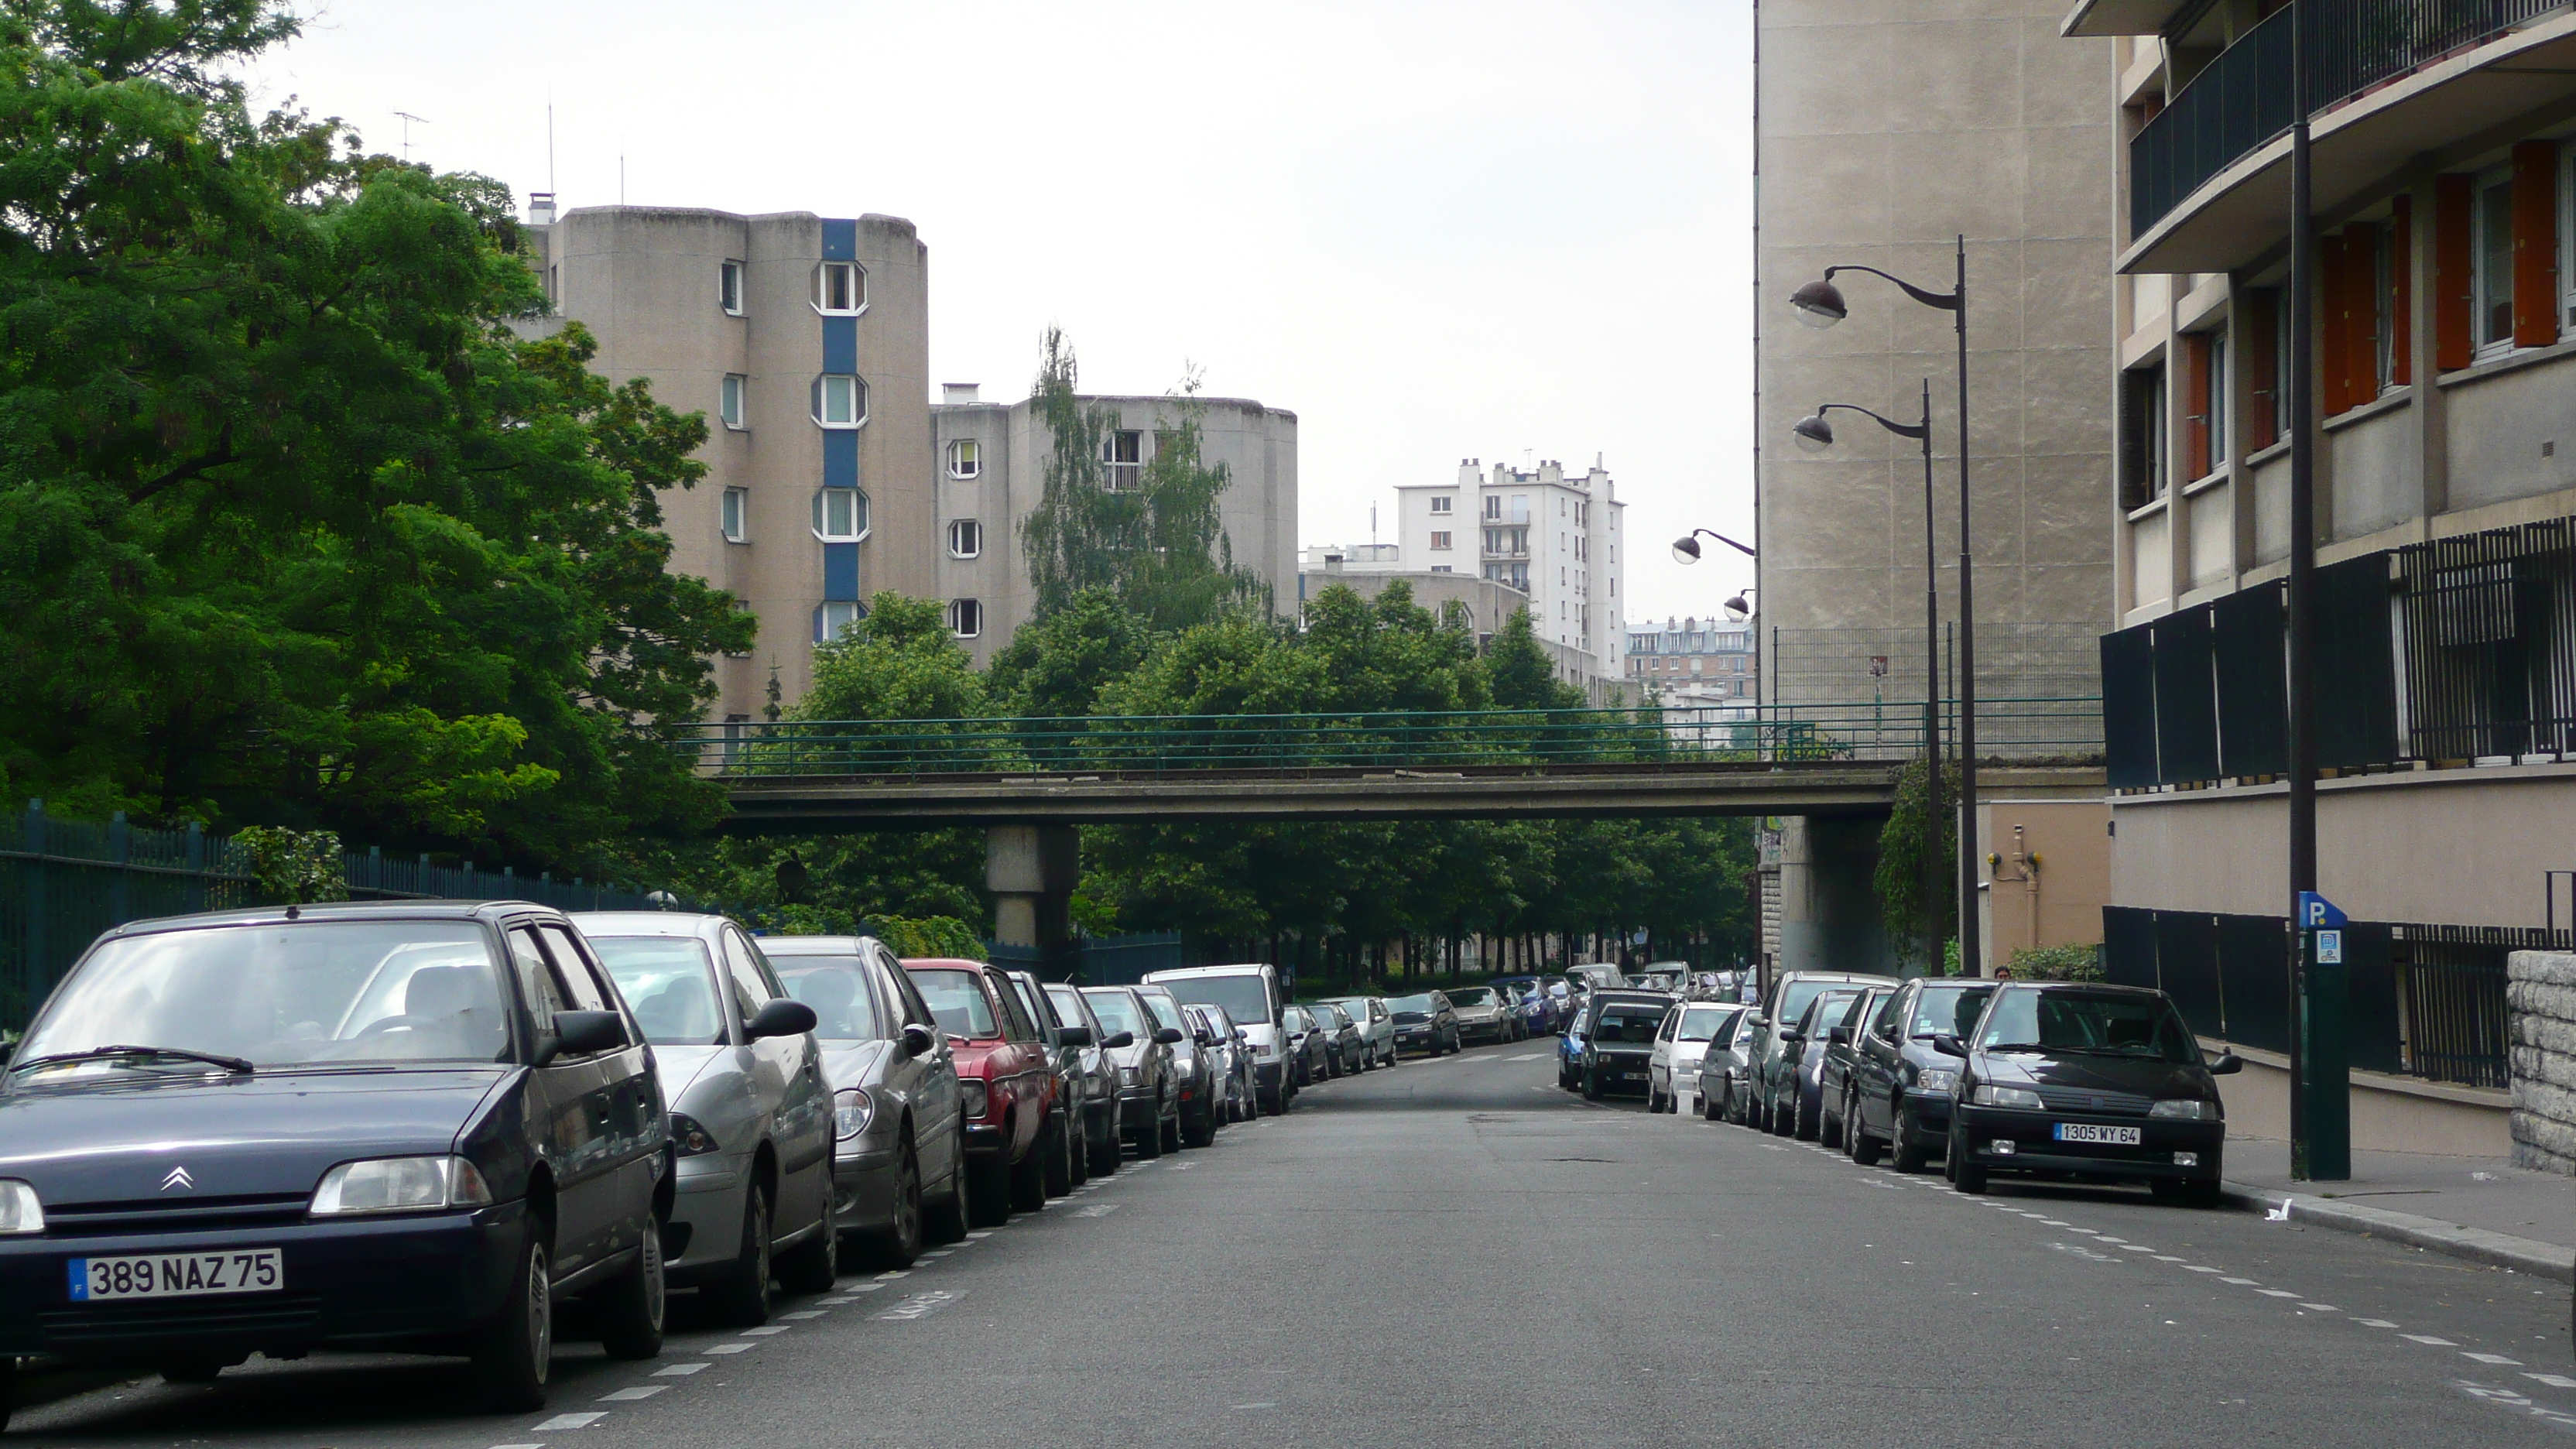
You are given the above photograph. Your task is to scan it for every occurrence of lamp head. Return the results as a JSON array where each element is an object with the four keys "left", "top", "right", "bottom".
[
  {"left": 1671, "top": 534, "right": 1702, "bottom": 565},
  {"left": 1791, "top": 413, "right": 1835, "bottom": 454},
  {"left": 1724, "top": 594, "right": 1751, "bottom": 622},
  {"left": 1790, "top": 277, "right": 1848, "bottom": 329}
]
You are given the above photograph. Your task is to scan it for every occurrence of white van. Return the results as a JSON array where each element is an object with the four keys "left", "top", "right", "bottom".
[{"left": 1142, "top": 964, "right": 1291, "bottom": 1114}]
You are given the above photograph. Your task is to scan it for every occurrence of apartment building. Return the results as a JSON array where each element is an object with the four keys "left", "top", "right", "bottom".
[
  {"left": 1626, "top": 614, "right": 1759, "bottom": 703},
  {"left": 1389, "top": 457, "right": 1629, "bottom": 689},
  {"left": 2071, "top": 0, "right": 2576, "bottom": 1159},
  {"left": 519, "top": 203, "right": 931, "bottom": 721},
  {"left": 930, "top": 387, "right": 1298, "bottom": 665}
]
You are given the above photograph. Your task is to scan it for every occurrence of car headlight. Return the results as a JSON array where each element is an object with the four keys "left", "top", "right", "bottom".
[
  {"left": 310, "top": 1156, "right": 492, "bottom": 1216},
  {"left": 1119, "top": 1065, "right": 1144, "bottom": 1087},
  {"left": 0, "top": 1180, "right": 44, "bottom": 1235},
  {"left": 2149, "top": 1098, "right": 2220, "bottom": 1121},
  {"left": 670, "top": 1112, "right": 722, "bottom": 1156},
  {"left": 960, "top": 1081, "right": 991, "bottom": 1120},
  {"left": 1913, "top": 1068, "right": 1960, "bottom": 1094},
  {"left": 834, "top": 1088, "right": 876, "bottom": 1141},
  {"left": 1970, "top": 1084, "right": 2043, "bottom": 1109}
]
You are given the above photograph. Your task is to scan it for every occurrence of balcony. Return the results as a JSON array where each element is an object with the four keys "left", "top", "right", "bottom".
[{"left": 2123, "top": 2, "right": 2576, "bottom": 273}]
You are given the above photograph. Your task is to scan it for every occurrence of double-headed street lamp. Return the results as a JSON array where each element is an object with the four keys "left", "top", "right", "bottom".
[
  {"left": 1793, "top": 382, "right": 1944, "bottom": 961},
  {"left": 1790, "top": 238, "right": 1981, "bottom": 979},
  {"left": 1671, "top": 528, "right": 1756, "bottom": 566}
]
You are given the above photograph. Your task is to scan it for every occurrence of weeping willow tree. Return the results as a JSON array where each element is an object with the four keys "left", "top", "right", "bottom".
[{"left": 1018, "top": 327, "right": 1262, "bottom": 633}]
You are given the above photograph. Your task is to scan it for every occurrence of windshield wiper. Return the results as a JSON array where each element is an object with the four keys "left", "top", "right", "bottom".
[{"left": 11, "top": 1044, "right": 255, "bottom": 1076}]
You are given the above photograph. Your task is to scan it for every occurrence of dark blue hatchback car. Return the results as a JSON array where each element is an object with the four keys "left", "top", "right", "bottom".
[{"left": 0, "top": 900, "right": 678, "bottom": 1423}]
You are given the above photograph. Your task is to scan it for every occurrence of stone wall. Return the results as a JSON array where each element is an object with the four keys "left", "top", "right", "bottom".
[{"left": 2506, "top": 951, "right": 2576, "bottom": 1174}]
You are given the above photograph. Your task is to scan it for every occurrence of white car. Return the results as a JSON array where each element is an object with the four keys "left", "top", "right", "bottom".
[
  {"left": 1648, "top": 1000, "right": 1748, "bottom": 1115},
  {"left": 1320, "top": 995, "right": 1397, "bottom": 1067}
]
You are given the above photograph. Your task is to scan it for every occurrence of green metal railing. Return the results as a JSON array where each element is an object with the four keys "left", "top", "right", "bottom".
[{"left": 677, "top": 699, "right": 2105, "bottom": 779}]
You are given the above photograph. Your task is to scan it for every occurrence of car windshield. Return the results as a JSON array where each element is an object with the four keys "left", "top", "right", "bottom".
[
  {"left": 1386, "top": 995, "right": 1435, "bottom": 1014},
  {"left": 1594, "top": 1005, "right": 1667, "bottom": 1043},
  {"left": 1977, "top": 990, "right": 2199, "bottom": 1064},
  {"left": 1451, "top": 987, "right": 1498, "bottom": 1007},
  {"left": 1677, "top": 1005, "right": 1734, "bottom": 1043},
  {"left": 1801, "top": 990, "right": 1858, "bottom": 1031},
  {"left": 767, "top": 957, "right": 886, "bottom": 1043},
  {"left": 1771, "top": 979, "right": 1838, "bottom": 1031},
  {"left": 1083, "top": 989, "right": 1146, "bottom": 1036},
  {"left": 1911, "top": 984, "right": 1996, "bottom": 1040},
  {"left": 589, "top": 935, "right": 728, "bottom": 1046},
  {"left": 1312, "top": 1005, "right": 1348, "bottom": 1027},
  {"left": 1045, "top": 986, "right": 1092, "bottom": 1031},
  {"left": 911, "top": 968, "right": 999, "bottom": 1038},
  {"left": 1137, "top": 991, "right": 1186, "bottom": 1033},
  {"left": 1282, "top": 1006, "right": 1311, "bottom": 1031},
  {"left": 1156, "top": 974, "right": 1272, "bottom": 1026},
  {"left": 18, "top": 920, "right": 509, "bottom": 1072},
  {"left": 1321, "top": 998, "right": 1369, "bottom": 1021}
]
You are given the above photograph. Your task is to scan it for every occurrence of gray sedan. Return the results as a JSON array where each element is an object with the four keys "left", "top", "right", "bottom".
[
  {"left": 576, "top": 913, "right": 837, "bottom": 1326},
  {"left": 1046, "top": 981, "right": 1132, "bottom": 1177}
]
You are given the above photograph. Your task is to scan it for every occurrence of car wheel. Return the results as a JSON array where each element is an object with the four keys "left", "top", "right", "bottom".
[
  {"left": 597, "top": 1212, "right": 667, "bottom": 1359},
  {"left": 1950, "top": 1129, "right": 1986, "bottom": 1194},
  {"left": 1703, "top": 1080, "right": 1723, "bottom": 1122},
  {"left": 922, "top": 1132, "right": 972, "bottom": 1245},
  {"left": 1043, "top": 1112, "right": 1075, "bottom": 1197},
  {"left": 1582, "top": 1067, "right": 1602, "bottom": 1101},
  {"left": 1850, "top": 1095, "right": 1884, "bottom": 1166},
  {"left": 1793, "top": 1086, "right": 1821, "bottom": 1141},
  {"left": 1821, "top": 1091, "right": 1844, "bottom": 1149},
  {"left": 2153, "top": 1177, "right": 2223, "bottom": 1208},
  {"left": 1088, "top": 1109, "right": 1123, "bottom": 1177},
  {"left": 1010, "top": 1127, "right": 1050, "bottom": 1212},
  {"left": 1184, "top": 1099, "right": 1217, "bottom": 1148},
  {"left": 1067, "top": 1108, "right": 1091, "bottom": 1187},
  {"left": 706, "top": 1186, "right": 775, "bottom": 1326},
  {"left": 969, "top": 1150, "right": 1014, "bottom": 1226},
  {"left": 471, "top": 1229, "right": 553, "bottom": 1413},
  {"left": 776, "top": 1190, "right": 839, "bottom": 1295},
  {"left": 1134, "top": 1102, "right": 1165, "bottom": 1158},
  {"left": 1160, "top": 1106, "right": 1183, "bottom": 1154},
  {"left": 866, "top": 1139, "right": 926, "bottom": 1268},
  {"left": 1890, "top": 1103, "right": 1929, "bottom": 1173}
]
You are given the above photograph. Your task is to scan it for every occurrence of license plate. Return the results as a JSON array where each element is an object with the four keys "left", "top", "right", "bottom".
[
  {"left": 68, "top": 1249, "right": 283, "bottom": 1302},
  {"left": 2053, "top": 1123, "right": 2143, "bottom": 1146}
]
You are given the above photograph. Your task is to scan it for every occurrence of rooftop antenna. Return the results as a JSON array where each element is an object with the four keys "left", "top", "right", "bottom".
[
  {"left": 393, "top": 110, "right": 428, "bottom": 163},
  {"left": 546, "top": 96, "right": 556, "bottom": 195},
  {"left": 1370, "top": 504, "right": 1377, "bottom": 546}
]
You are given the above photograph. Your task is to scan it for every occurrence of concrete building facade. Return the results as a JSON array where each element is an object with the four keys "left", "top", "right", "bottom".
[
  {"left": 522, "top": 204, "right": 932, "bottom": 721},
  {"left": 1384, "top": 457, "right": 1629, "bottom": 694}
]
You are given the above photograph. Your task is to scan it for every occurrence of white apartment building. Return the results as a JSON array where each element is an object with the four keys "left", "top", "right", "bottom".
[{"left": 1390, "top": 457, "right": 1628, "bottom": 688}]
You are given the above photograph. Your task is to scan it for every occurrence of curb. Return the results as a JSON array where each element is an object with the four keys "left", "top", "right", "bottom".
[{"left": 2220, "top": 1180, "right": 2575, "bottom": 1284}]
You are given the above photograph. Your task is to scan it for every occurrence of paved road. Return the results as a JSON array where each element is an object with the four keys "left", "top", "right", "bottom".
[{"left": 13, "top": 1042, "right": 2574, "bottom": 1447}]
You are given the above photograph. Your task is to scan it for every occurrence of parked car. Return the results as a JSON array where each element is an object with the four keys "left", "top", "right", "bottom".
[
  {"left": 1081, "top": 986, "right": 1180, "bottom": 1157},
  {"left": 1444, "top": 985, "right": 1519, "bottom": 1045},
  {"left": 1137, "top": 985, "right": 1221, "bottom": 1149},
  {"left": 1742, "top": 970, "right": 1896, "bottom": 1134},
  {"left": 1279, "top": 1003, "right": 1333, "bottom": 1084},
  {"left": 1005, "top": 970, "right": 1090, "bottom": 1194},
  {"left": 1145, "top": 964, "right": 1292, "bottom": 1115},
  {"left": 1386, "top": 992, "right": 1461, "bottom": 1057},
  {"left": 1557, "top": 995, "right": 1592, "bottom": 1088},
  {"left": 1646, "top": 1002, "right": 1743, "bottom": 1114},
  {"left": 906, "top": 960, "right": 1060, "bottom": 1225},
  {"left": 1567, "top": 963, "right": 1625, "bottom": 992},
  {"left": 1815, "top": 986, "right": 1893, "bottom": 1149},
  {"left": 0, "top": 901, "right": 669, "bottom": 1411},
  {"left": 1768, "top": 985, "right": 1867, "bottom": 1140},
  {"left": 1184, "top": 1003, "right": 1255, "bottom": 1122},
  {"left": 1308, "top": 1000, "right": 1368, "bottom": 1074},
  {"left": 1490, "top": 976, "right": 1556, "bottom": 1035},
  {"left": 1043, "top": 981, "right": 1132, "bottom": 1177},
  {"left": 1843, "top": 977, "right": 1996, "bottom": 1172},
  {"left": 1577, "top": 991, "right": 1674, "bottom": 1098},
  {"left": 577, "top": 913, "right": 837, "bottom": 1324},
  {"left": 759, "top": 934, "right": 972, "bottom": 1268},
  {"left": 1940, "top": 982, "right": 2240, "bottom": 1203},
  {"left": 1318, "top": 994, "right": 1397, "bottom": 1068},
  {"left": 1703, "top": 1007, "right": 1762, "bottom": 1123}
]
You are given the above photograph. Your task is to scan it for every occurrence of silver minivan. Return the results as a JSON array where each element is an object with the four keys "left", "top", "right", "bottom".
[{"left": 574, "top": 913, "right": 836, "bottom": 1326}]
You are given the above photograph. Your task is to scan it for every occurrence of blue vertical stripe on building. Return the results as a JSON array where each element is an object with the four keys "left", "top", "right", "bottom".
[
  {"left": 823, "top": 430, "right": 858, "bottom": 489},
  {"left": 821, "top": 218, "right": 857, "bottom": 261},
  {"left": 823, "top": 543, "right": 860, "bottom": 601},
  {"left": 822, "top": 314, "right": 857, "bottom": 375}
]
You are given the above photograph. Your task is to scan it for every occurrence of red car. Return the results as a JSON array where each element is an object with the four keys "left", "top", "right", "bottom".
[{"left": 903, "top": 958, "right": 1062, "bottom": 1225}]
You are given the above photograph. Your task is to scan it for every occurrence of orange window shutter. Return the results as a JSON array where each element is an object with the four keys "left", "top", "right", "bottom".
[
  {"left": 2180, "top": 333, "right": 2211, "bottom": 480},
  {"left": 2434, "top": 174, "right": 2475, "bottom": 370},
  {"left": 2248, "top": 290, "right": 2279, "bottom": 441},
  {"left": 2344, "top": 224, "right": 2380, "bottom": 400},
  {"left": 2320, "top": 233, "right": 2352, "bottom": 416},
  {"left": 2389, "top": 197, "right": 2413, "bottom": 385},
  {"left": 2513, "top": 140, "right": 2561, "bottom": 348}
]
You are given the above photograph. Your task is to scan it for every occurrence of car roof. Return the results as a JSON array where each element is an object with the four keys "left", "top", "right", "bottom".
[
  {"left": 1777, "top": 971, "right": 1898, "bottom": 987},
  {"left": 100, "top": 898, "right": 542, "bottom": 940},
  {"left": 569, "top": 910, "right": 731, "bottom": 939},
  {"left": 760, "top": 935, "right": 886, "bottom": 954},
  {"left": 904, "top": 957, "right": 991, "bottom": 971},
  {"left": 1998, "top": 980, "right": 2166, "bottom": 997},
  {"left": 1141, "top": 964, "right": 1274, "bottom": 981},
  {"left": 1592, "top": 990, "right": 1677, "bottom": 1005}
]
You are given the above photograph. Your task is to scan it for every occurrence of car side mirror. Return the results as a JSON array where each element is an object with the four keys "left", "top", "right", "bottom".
[
  {"left": 1057, "top": 1024, "right": 1094, "bottom": 1048},
  {"left": 1102, "top": 1029, "right": 1136, "bottom": 1050},
  {"left": 538, "top": 1009, "right": 627, "bottom": 1067},
  {"left": 1154, "top": 1026, "right": 1184, "bottom": 1046},
  {"left": 1779, "top": 1030, "right": 1804, "bottom": 1045},
  {"left": 745, "top": 998, "right": 819, "bottom": 1042},
  {"left": 2210, "top": 1052, "right": 2243, "bottom": 1075},
  {"left": 1194, "top": 1029, "right": 1216, "bottom": 1046},
  {"left": 899, "top": 1022, "right": 938, "bottom": 1057},
  {"left": 1930, "top": 1033, "right": 1968, "bottom": 1058},
  {"left": 1828, "top": 1026, "right": 1852, "bottom": 1045}
]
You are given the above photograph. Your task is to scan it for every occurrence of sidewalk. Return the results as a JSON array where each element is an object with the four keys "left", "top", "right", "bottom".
[{"left": 2222, "top": 1136, "right": 2574, "bottom": 1282}]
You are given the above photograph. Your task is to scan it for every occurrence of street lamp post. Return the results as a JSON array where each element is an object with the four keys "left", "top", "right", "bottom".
[
  {"left": 1793, "top": 382, "right": 1944, "bottom": 964},
  {"left": 1672, "top": 528, "right": 1758, "bottom": 565},
  {"left": 1792, "top": 242, "right": 1979, "bottom": 978}
]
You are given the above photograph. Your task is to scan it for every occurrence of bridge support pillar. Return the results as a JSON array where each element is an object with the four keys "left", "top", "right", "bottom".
[
  {"left": 1774, "top": 815, "right": 1896, "bottom": 981},
  {"left": 987, "top": 824, "right": 1078, "bottom": 952}
]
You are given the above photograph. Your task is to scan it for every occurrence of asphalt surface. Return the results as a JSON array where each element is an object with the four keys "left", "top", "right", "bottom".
[{"left": 12, "top": 1040, "right": 2575, "bottom": 1447}]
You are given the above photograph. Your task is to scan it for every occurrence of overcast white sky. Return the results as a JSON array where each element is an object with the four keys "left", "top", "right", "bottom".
[{"left": 253, "top": 1, "right": 1755, "bottom": 626}]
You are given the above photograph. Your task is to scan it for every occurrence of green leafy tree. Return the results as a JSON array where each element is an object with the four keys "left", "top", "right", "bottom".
[
  {"left": 1486, "top": 608, "right": 1584, "bottom": 710},
  {"left": 984, "top": 587, "right": 1150, "bottom": 719},
  {"left": 1874, "top": 756, "right": 1958, "bottom": 973},
  {"left": 233, "top": 825, "right": 348, "bottom": 904}
]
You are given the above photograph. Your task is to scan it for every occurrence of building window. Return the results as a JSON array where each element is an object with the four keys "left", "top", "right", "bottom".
[
  {"left": 720, "top": 487, "right": 748, "bottom": 543},
  {"left": 947, "top": 439, "right": 981, "bottom": 479},
  {"left": 948, "top": 519, "right": 981, "bottom": 558},
  {"left": 814, "top": 374, "right": 867, "bottom": 428},
  {"left": 813, "top": 487, "right": 869, "bottom": 541},
  {"left": 1430, "top": 495, "right": 1452, "bottom": 515},
  {"left": 1430, "top": 531, "right": 1452, "bottom": 551},
  {"left": 949, "top": 598, "right": 982, "bottom": 639},
  {"left": 1102, "top": 430, "right": 1142, "bottom": 490},
  {"left": 2180, "top": 332, "right": 2218, "bottom": 481},
  {"left": 2119, "top": 362, "right": 2167, "bottom": 508},
  {"left": 720, "top": 260, "right": 745, "bottom": 315},
  {"left": 1431, "top": 564, "right": 1451, "bottom": 574},
  {"left": 721, "top": 374, "right": 746, "bottom": 430},
  {"left": 815, "top": 261, "right": 866, "bottom": 315},
  {"left": 1484, "top": 495, "right": 1501, "bottom": 520},
  {"left": 814, "top": 599, "right": 866, "bottom": 645},
  {"left": 2475, "top": 166, "right": 2517, "bottom": 353}
]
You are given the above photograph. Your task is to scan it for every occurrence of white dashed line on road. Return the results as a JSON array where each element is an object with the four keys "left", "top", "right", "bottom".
[
  {"left": 704, "top": 1342, "right": 755, "bottom": 1355},
  {"left": 532, "top": 1412, "right": 608, "bottom": 1430},
  {"left": 599, "top": 1386, "right": 666, "bottom": 1401},
  {"left": 653, "top": 1362, "right": 708, "bottom": 1376},
  {"left": 2405, "top": 1334, "right": 2462, "bottom": 1346}
]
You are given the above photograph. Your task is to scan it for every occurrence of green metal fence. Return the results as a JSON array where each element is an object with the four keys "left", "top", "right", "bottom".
[
  {"left": 2, "top": 802, "right": 679, "bottom": 1036},
  {"left": 676, "top": 699, "right": 2105, "bottom": 778}
]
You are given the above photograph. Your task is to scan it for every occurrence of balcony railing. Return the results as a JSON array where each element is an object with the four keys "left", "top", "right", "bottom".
[{"left": 2130, "top": 1, "right": 2567, "bottom": 242}]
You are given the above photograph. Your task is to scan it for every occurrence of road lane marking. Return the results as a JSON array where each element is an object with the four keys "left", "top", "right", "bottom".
[
  {"left": 850, "top": 1282, "right": 886, "bottom": 1292},
  {"left": 2356, "top": 1318, "right": 2400, "bottom": 1328},
  {"left": 533, "top": 1413, "right": 608, "bottom": 1430},
  {"left": 782, "top": 1310, "right": 827, "bottom": 1320},
  {"left": 705, "top": 1342, "right": 756, "bottom": 1354},
  {"left": 2526, "top": 1374, "right": 2576, "bottom": 1389},
  {"left": 2405, "top": 1334, "right": 2461, "bottom": 1345},
  {"left": 875, "top": 1269, "right": 912, "bottom": 1279},
  {"left": 1074, "top": 1203, "right": 1121, "bottom": 1217},
  {"left": 2184, "top": 1266, "right": 2223, "bottom": 1273},
  {"left": 653, "top": 1363, "right": 709, "bottom": 1376},
  {"left": 741, "top": 1324, "right": 789, "bottom": 1335},
  {"left": 2466, "top": 1353, "right": 2526, "bottom": 1365},
  {"left": 875, "top": 1289, "right": 964, "bottom": 1321},
  {"left": 2221, "top": 1277, "right": 2260, "bottom": 1285},
  {"left": 2299, "top": 1303, "right": 2340, "bottom": 1312},
  {"left": 2256, "top": 1289, "right": 2302, "bottom": 1298},
  {"left": 599, "top": 1386, "right": 666, "bottom": 1401}
]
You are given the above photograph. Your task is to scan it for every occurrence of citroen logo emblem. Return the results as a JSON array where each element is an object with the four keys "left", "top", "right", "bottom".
[{"left": 159, "top": 1166, "right": 195, "bottom": 1192}]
